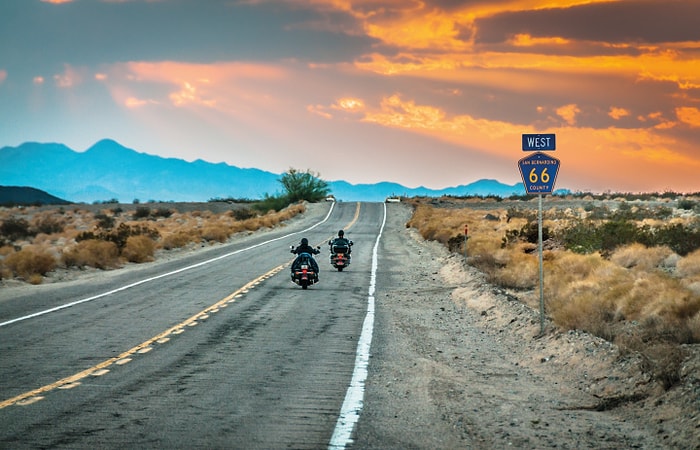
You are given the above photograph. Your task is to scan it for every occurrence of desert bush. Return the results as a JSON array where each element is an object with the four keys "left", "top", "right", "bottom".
[
  {"left": 122, "top": 235, "right": 156, "bottom": 263},
  {"left": 598, "top": 219, "right": 644, "bottom": 255},
  {"left": 230, "top": 207, "right": 257, "bottom": 221},
  {"left": 556, "top": 219, "right": 601, "bottom": 254},
  {"left": 62, "top": 239, "right": 120, "bottom": 269},
  {"left": 160, "top": 229, "right": 201, "bottom": 250},
  {"left": 545, "top": 254, "right": 626, "bottom": 335},
  {"left": 502, "top": 221, "right": 550, "bottom": 248},
  {"left": 94, "top": 213, "right": 116, "bottom": 229},
  {"left": 252, "top": 194, "right": 292, "bottom": 213},
  {"left": 153, "top": 208, "right": 173, "bottom": 218},
  {"left": 1, "top": 216, "right": 33, "bottom": 241},
  {"left": 677, "top": 199, "right": 697, "bottom": 210},
  {"left": 676, "top": 248, "right": 700, "bottom": 279},
  {"left": 491, "top": 248, "right": 538, "bottom": 289},
  {"left": 132, "top": 207, "right": 151, "bottom": 219},
  {"left": 3, "top": 247, "right": 57, "bottom": 282},
  {"left": 649, "top": 223, "right": 700, "bottom": 256},
  {"left": 610, "top": 243, "right": 673, "bottom": 271},
  {"left": 201, "top": 224, "right": 231, "bottom": 243},
  {"left": 77, "top": 223, "right": 160, "bottom": 250},
  {"left": 30, "top": 212, "right": 66, "bottom": 235}
]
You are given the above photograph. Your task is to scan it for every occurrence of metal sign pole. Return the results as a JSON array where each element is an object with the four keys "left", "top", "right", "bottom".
[
  {"left": 538, "top": 194, "right": 545, "bottom": 334},
  {"left": 464, "top": 225, "right": 468, "bottom": 260}
]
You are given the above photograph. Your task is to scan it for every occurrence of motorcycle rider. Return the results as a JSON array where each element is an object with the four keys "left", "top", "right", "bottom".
[
  {"left": 291, "top": 237, "right": 320, "bottom": 280},
  {"left": 329, "top": 230, "right": 352, "bottom": 254}
]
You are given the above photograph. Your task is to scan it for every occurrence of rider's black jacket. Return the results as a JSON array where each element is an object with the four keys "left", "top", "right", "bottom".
[{"left": 293, "top": 244, "right": 319, "bottom": 255}]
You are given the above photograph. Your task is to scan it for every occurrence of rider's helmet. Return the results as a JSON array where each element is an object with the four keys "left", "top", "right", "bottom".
[
  {"left": 338, "top": 230, "right": 344, "bottom": 237},
  {"left": 301, "top": 238, "right": 308, "bottom": 246}
]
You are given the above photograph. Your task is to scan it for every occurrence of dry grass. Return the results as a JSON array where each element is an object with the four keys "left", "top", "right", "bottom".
[
  {"left": 62, "top": 239, "right": 121, "bottom": 269},
  {"left": 122, "top": 235, "right": 156, "bottom": 263},
  {"left": 1, "top": 201, "right": 307, "bottom": 282},
  {"left": 406, "top": 197, "right": 700, "bottom": 387},
  {"left": 3, "top": 246, "right": 57, "bottom": 283}
]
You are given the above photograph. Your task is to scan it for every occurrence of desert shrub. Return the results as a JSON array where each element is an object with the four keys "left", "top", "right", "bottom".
[
  {"left": 502, "top": 221, "right": 550, "bottom": 248},
  {"left": 31, "top": 212, "right": 66, "bottom": 235},
  {"left": 62, "top": 239, "right": 120, "bottom": 269},
  {"left": 1, "top": 216, "right": 33, "bottom": 241},
  {"left": 610, "top": 243, "right": 673, "bottom": 271},
  {"left": 132, "top": 207, "right": 151, "bottom": 219},
  {"left": 153, "top": 208, "right": 173, "bottom": 218},
  {"left": 77, "top": 223, "right": 160, "bottom": 250},
  {"left": 201, "top": 224, "right": 231, "bottom": 243},
  {"left": 94, "top": 213, "right": 116, "bottom": 229},
  {"left": 649, "top": 223, "right": 700, "bottom": 256},
  {"left": 230, "top": 207, "right": 258, "bottom": 221},
  {"left": 505, "top": 207, "right": 536, "bottom": 221},
  {"left": 677, "top": 199, "right": 697, "bottom": 210},
  {"left": 252, "top": 194, "right": 291, "bottom": 213},
  {"left": 122, "top": 235, "right": 155, "bottom": 263},
  {"left": 599, "top": 219, "right": 643, "bottom": 255},
  {"left": 676, "top": 248, "right": 700, "bottom": 278},
  {"left": 160, "top": 229, "right": 200, "bottom": 250},
  {"left": 557, "top": 219, "right": 601, "bottom": 254},
  {"left": 491, "top": 248, "right": 538, "bottom": 289},
  {"left": 4, "top": 247, "right": 57, "bottom": 282}
]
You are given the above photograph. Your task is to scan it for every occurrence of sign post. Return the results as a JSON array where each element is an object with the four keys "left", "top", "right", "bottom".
[
  {"left": 519, "top": 135, "right": 560, "bottom": 334},
  {"left": 464, "top": 225, "right": 469, "bottom": 259}
]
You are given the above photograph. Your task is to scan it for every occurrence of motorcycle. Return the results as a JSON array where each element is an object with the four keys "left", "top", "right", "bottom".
[
  {"left": 290, "top": 246, "right": 320, "bottom": 289},
  {"left": 328, "top": 239, "right": 353, "bottom": 271}
]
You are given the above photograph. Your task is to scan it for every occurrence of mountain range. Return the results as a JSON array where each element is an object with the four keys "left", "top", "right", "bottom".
[{"left": 0, "top": 139, "right": 526, "bottom": 203}]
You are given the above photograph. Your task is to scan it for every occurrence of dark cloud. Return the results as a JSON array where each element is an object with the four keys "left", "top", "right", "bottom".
[
  {"left": 474, "top": 0, "right": 700, "bottom": 45},
  {"left": 0, "top": 0, "right": 374, "bottom": 72}
]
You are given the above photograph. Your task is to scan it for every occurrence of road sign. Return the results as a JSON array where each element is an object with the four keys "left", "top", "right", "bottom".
[
  {"left": 518, "top": 152, "right": 560, "bottom": 194},
  {"left": 522, "top": 133, "right": 556, "bottom": 151}
]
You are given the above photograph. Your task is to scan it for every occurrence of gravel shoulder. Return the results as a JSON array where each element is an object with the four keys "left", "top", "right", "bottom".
[{"left": 354, "top": 203, "right": 699, "bottom": 449}]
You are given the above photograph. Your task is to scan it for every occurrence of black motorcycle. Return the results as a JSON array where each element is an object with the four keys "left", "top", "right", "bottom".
[
  {"left": 290, "top": 246, "right": 320, "bottom": 289},
  {"left": 328, "top": 239, "right": 353, "bottom": 271}
]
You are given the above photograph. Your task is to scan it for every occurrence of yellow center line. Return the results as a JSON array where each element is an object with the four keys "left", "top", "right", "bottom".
[
  {"left": 0, "top": 264, "right": 286, "bottom": 410},
  {"left": 347, "top": 202, "right": 360, "bottom": 230}
]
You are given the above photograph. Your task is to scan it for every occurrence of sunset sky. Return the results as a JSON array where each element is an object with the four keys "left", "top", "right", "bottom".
[{"left": 2, "top": 0, "right": 700, "bottom": 193}]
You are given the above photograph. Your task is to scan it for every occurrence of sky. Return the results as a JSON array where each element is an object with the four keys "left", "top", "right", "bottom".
[{"left": 1, "top": 0, "right": 700, "bottom": 193}]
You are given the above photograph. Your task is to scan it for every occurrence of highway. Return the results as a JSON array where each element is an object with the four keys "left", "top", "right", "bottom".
[{"left": 0, "top": 201, "right": 386, "bottom": 449}]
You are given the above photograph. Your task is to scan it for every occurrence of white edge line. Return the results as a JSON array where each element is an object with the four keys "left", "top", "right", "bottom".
[
  {"left": 0, "top": 203, "right": 336, "bottom": 328},
  {"left": 328, "top": 201, "right": 386, "bottom": 449}
]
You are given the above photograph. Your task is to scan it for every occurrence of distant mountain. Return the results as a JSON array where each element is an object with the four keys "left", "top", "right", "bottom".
[
  {"left": 0, "top": 186, "right": 70, "bottom": 206},
  {"left": 0, "top": 140, "right": 525, "bottom": 203}
]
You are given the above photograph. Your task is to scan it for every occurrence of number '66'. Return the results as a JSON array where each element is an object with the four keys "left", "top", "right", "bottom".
[{"left": 529, "top": 168, "right": 550, "bottom": 183}]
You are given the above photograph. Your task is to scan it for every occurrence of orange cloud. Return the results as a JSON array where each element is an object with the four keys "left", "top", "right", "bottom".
[
  {"left": 556, "top": 104, "right": 580, "bottom": 126},
  {"left": 114, "top": 61, "right": 288, "bottom": 111},
  {"left": 509, "top": 34, "right": 570, "bottom": 47},
  {"left": 609, "top": 107, "right": 630, "bottom": 120},
  {"left": 307, "top": 104, "right": 333, "bottom": 119},
  {"left": 0, "top": 70, "right": 6, "bottom": 83},
  {"left": 333, "top": 97, "right": 365, "bottom": 112},
  {"left": 349, "top": 93, "right": 700, "bottom": 192},
  {"left": 676, "top": 107, "right": 700, "bottom": 127}
]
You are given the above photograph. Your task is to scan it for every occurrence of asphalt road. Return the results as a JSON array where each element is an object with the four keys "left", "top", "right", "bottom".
[{"left": 0, "top": 201, "right": 386, "bottom": 449}]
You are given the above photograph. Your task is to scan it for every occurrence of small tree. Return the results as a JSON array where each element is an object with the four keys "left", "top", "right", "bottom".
[{"left": 279, "top": 168, "right": 329, "bottom": 203}]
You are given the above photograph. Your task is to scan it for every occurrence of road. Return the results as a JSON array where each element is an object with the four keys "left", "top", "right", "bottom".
[{"left": 0, "top": 201, "right": 385, "bottom": 449}]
